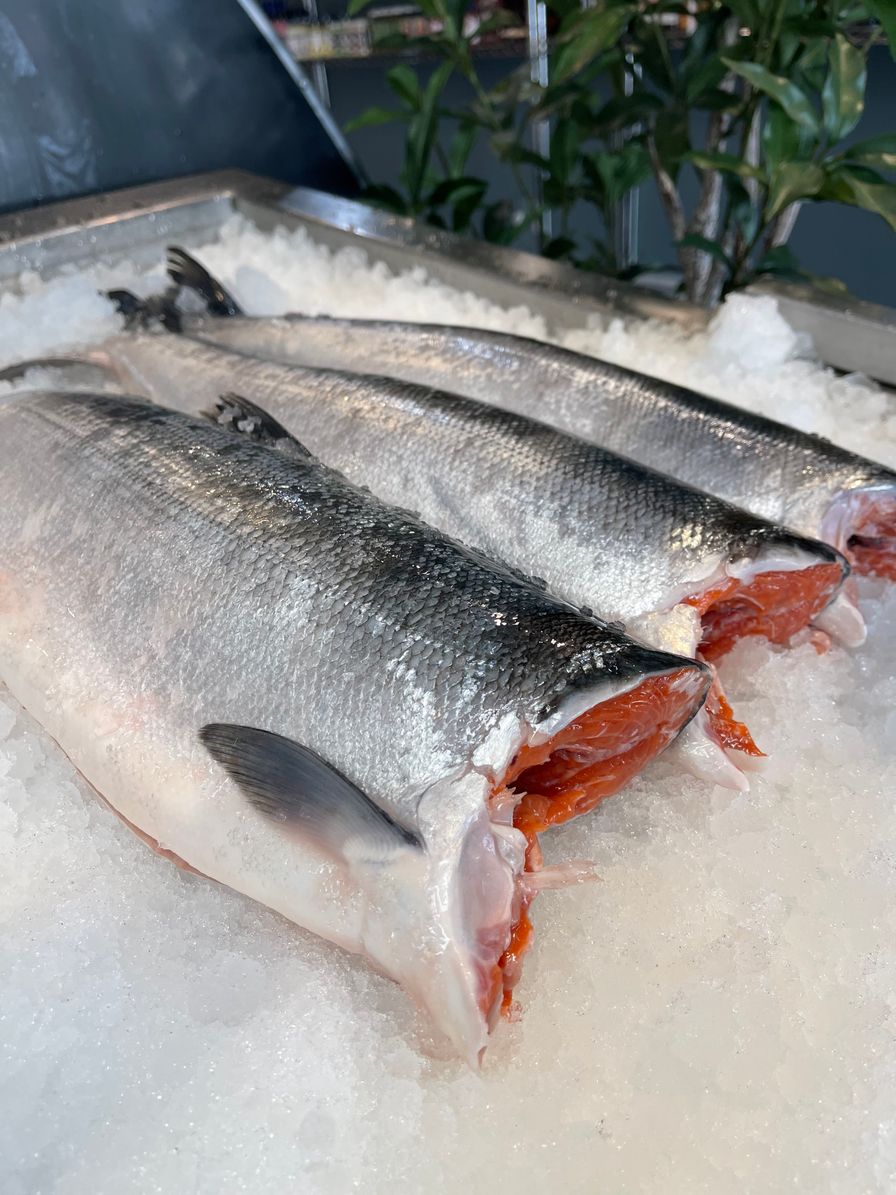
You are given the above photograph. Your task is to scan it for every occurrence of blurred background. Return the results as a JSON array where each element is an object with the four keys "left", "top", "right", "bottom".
[{"left": 1, "top": 0, "right": 893, "bottom": 305}]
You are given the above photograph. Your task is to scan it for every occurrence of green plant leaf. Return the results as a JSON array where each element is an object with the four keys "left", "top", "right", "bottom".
[
  {"left": 755, "top": 244, "right": 803, "bottom": 277},
  {"left": 692, "top": 88, "right": 741, "bottom": 112},
  {"left": 589, "top": 91, "right": 664, "bottom": 133},
  {"left": 724, "top": 0, "right": 760, "bottom": 26},
  {"left": 722, "top": 58, "right": 819, "bottom": 132},
  {"left": 404, "top": 62, "right": 453, "bottom": 203},
  {"left": 491, "top": 137, "right": 548, "bottom": 170},
  {"left": 447, "top": 122, "right": 477, "bottom": 177},
  {"left": 822, "top": 33, "right": 866, "bottom": 142},
  {"left": 825, "top": 165, "right": 896, "bottom": 232},
  {"left": 552, "top": 6, "right": 632, "bottom": 83},
  {"left": 344, "top": 106, "right": 402, "bottom": 133},
  {"left": 346, "top": 0, "right": 370, "bottom": 13},
  {"left": 865, "top": 0, "right": 896, "bottom": 62},
  {"left": 762, "top": 105, "right": 802, "bottom": 174},
  {"left": 549, "top": 120, "right": 581, "bottom": 186},
  {"left": 680, "top": 8, "right": 726, "bottom": 86},
  {"left": 636, "top": 17, "right": 677, "bottom": 93},
  {"left": 678, "top": 232, "right": 733, "bottom": 270},
  {"left": 585, "top": 143, "right": 650, "bottom": 205},
  {"left": 653, "top": 108, "right": 690, "bottom": 181},
  {"left": 683, "top": 54, "right": 728, "bottom": 105},
  {"left": 361, "top": 184, "right": 409, "bottom": 214},
  {"left": 753, "top": 247, "right": 849, "bottom": 296},
  {"left": 427, "top": 175, "right": 486, "bottom": 206},
  {"left": 482, "top": 200, "right": 523, "bottom": 245},
  {"left": 765, "top": 161, "right": 825, "bottom": 221},
  {"left": 451, "top": 181, "right": 488, "bottom": 231},
  {"left": 687, "top": 151, "right": 766, "bottom": 180},
  {"left": 840, "top": 132, "right": 896, "bottom": 172},
  {"left": 725, "top": 174, "right": 759, "bottom": 244},
  {"left": 386, "top": 65, "right": 423, "bottom": 110},
  {"left": 543, "top": 235, "right": 578, "bottom": 260}
]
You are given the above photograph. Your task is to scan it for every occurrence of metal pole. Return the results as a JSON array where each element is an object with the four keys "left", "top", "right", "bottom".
[
  {"left": 235, "top": 0, "right": 365, "bottom": 185},
  {"left": 611, "top": 53, "right": 640, "bottom": 270},
  {"left": 302, "top": 0, "right": 332, "bottom": 109},
  {"left": 526, "top": 0, "right": 552, "bottom": 246}
]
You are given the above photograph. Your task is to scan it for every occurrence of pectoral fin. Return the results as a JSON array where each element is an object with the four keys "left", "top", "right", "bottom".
[{"left": 199, "top": 723, "right": 423, "bottom": 865}]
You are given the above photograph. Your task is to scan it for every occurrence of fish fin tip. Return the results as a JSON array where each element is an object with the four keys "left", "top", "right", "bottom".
[
  {"left": 106, "top": 288, "right": 143, "bottom": 319},
  {"left": 105, "top": 286, "right": 182, "bottom": 333},
  {"left": 199, "top": 723, "right": 423, "bottom": 864},
  {"left": 166, "top": 246, "right": 243, "bottom": 316},
  {"left": 203, "top": 392, "right": 313, "bottom": 460}
]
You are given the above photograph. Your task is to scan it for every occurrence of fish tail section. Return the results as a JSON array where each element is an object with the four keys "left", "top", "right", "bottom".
[
  {"left": 107, "top": 286, "right": 182, "bottom": 333},
  {"left": 166, "top": 246, "right": 243, "bottom": 316}
]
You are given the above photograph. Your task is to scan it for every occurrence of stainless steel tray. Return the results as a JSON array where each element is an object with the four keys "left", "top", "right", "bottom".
[{"left": 1, "top": 169, "right": 893, "bottom": 386}]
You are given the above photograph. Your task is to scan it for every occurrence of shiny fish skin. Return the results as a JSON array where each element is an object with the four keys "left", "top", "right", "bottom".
[
  {"left": 177, "top": 314, "right": 896, "bottom": 567},
  {"left": 100, "top": 333, "right": 846, "bottom": 788},
  {"left": 0, "top": 390, "right": 706, "bottom": 1062}
]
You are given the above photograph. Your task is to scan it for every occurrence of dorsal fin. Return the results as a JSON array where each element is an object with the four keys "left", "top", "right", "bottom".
[
  {"left": 106, "top": 285, "right": 183, "bottom": 332},
  {"left": 201, "top": 393, "right": 312, "bottom": 460},
  {"left": 200, "top": 724, "right": 423, "bottom": 865},
  {"left": 166, "top": 246, "right": 243, "bottom": 316}
]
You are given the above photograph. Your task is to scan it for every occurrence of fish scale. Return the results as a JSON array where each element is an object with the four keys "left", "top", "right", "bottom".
[
  {"left": 102, "top": 331, "right": 848, "bottom": 788},
  {"left": 0, "top": 389, "right": 707, "bottom": 1062},
  {"left": 166, "top": 307, "right": 896, "bottom": 602}
]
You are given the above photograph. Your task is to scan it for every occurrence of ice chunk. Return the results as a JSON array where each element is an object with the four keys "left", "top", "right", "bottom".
[{"left": 0, "top": 216, "right": 894, "bottom": 1192}]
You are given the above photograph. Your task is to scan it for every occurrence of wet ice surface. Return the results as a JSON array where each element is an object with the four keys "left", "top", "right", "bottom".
[{"left": 1, "top": 218, "right": 895, "bottom": 1192}]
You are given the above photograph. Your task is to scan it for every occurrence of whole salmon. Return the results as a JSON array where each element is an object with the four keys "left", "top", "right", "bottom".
[
  {"left": 97, "top": 331, "right": 847, "bottom": 791},
  {"left": 159, "top": 247, "right": 895, "bottom": 633},
  {"left": 0, "top": 390, "right": 708, "bottom": 1063}
]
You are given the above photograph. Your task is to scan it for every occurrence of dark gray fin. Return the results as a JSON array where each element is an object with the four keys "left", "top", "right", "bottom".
[
  {"left": 199, "top": 724, "right": 423, "bottom": 864},
  {"left": 106, "top": 285, "right": 183, "bottom": 333},
  {"left": 166, "top": 246, "right": 243, "bottom": 316},
  {"left": 107, "top": 289, "right": 145, "bottom": 323},
  {"left": 201, "top": 392, "right": 313, "bottom": 460}
]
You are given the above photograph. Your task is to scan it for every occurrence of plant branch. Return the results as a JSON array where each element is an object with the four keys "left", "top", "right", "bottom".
[
  {"left": 688, "top": 19, "right": 740, "bottom": 303},
  {"left": 647, "top": 129, "right": 694, "bottom": 295},
  {"left": 706, "top": 224, "right": 736, "bottom": 306},
  {"left": 759, "top": 201, "right": 803, "bottom": 260}
]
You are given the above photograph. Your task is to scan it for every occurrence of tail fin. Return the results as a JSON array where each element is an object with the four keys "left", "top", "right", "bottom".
[
  {"left": 166, "top": 246, "right": 243, "bottom": 317},
  {"left": 106, "top": 286, "right": 182, "bottom": 333}
]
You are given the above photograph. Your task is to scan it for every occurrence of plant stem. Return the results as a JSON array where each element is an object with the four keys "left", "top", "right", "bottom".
[{"left": 647, "top": 129, "right": 693, "bottom": 294}]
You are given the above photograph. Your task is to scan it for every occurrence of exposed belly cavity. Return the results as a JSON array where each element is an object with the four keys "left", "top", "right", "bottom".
[
  {"left": 845, "top": 492, "right": 896, "bottom": 581},
  {"left": 688, "top": 563, "right": 845, "bottom": 663},
  {"left": 682, "top": 561, "right": 844, "bottom": 758},
  {"left": 484, "top": 665, "right": 706, "bottom": 1017}
]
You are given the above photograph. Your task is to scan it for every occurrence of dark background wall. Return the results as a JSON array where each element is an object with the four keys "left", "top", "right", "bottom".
[
  {"left": 332, "top": 45, "right": 896, "bottom": 306},
  {"left": 0, "top": 0, "right": 356, "bottom": 214},
  {"left": 0, "top": 0, "right": 891, "bottom": 307}
]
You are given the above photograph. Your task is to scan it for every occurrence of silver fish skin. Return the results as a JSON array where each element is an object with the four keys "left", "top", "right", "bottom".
[
  {"left": 0, "top": 390, "right": 708, "bottom": 1063},
  {"left": 170, "top": 311, "right": 894, "bottom": 631},
  {"left": 98, "top": 333, "right": 847, "bottom": 789}
]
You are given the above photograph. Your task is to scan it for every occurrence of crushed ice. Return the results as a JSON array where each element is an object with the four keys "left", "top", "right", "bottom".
[{"left": 1, "top": 216, "right": 894, "bottom": 1192}]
